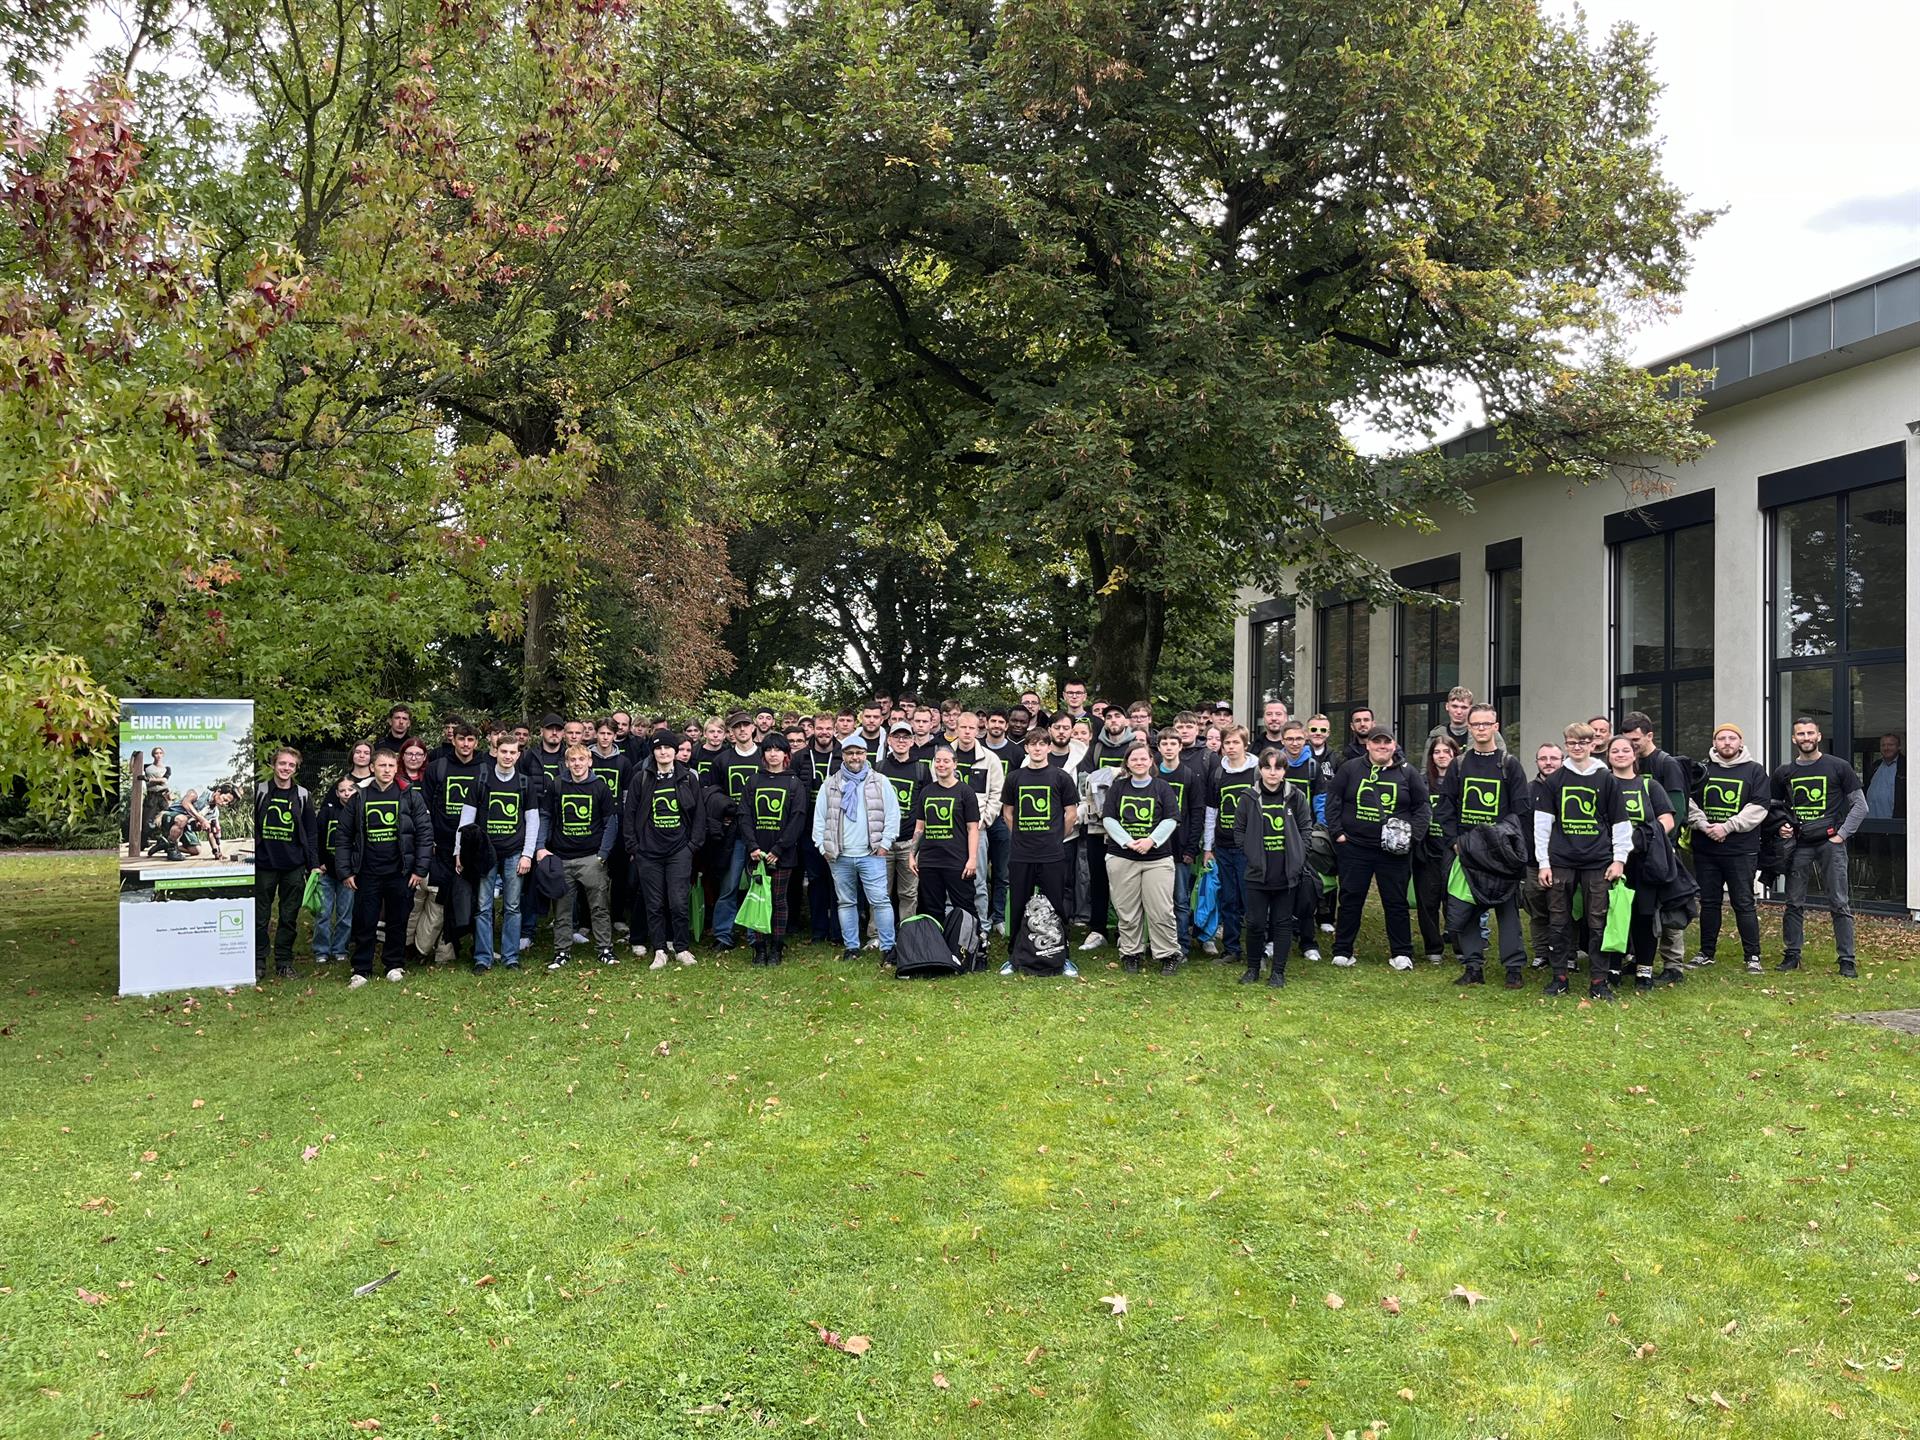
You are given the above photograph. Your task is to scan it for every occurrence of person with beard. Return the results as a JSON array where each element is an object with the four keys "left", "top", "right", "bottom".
[
  {"left": 1534, "top": 722, "right": 1629, "bottom": 1000},
  {"left": 524, "top": 713, "right": 568, "bottom": 783},
  {"left": 707, "top": 712, "right": 765, "bottom": 951},
  {"left": 1327, "top": 728, "right": 1429, "bottom": 970},
  {"left": 1255, "top": 700, "right": 1292, "bottom": 756},
  {"left": 1102, "top": 742, "right": 1183, "bottom": 975},
  {"left": 815, "top": 733, "right": 901, "bottom": 963},
  {"left": 458, "top": 736, "right": 541, "bottom": 972},
  {"left": 1521, "top": 741, "right": 1564, "bottom": 967},
  {"left": 1075, "top": 707, "right": 1140, "bottom": 952},
  {"left": 1203, "top": 727, "right": 1259, "bottom": 964},
  {"left": 1233, "top": 747, "right": 1314, "bottom": 987},
  {"left": 947, "top": 711, "right": 1004, "bottom": 932},
  {"left": 1685, "top": 723, "right": 1771, "bottom": 973},
  {"left": 626, "top": 732, "right": 705, "bottom": 969},
  {"left": 876, "top": 722, "right": 926, "bottom": 930},
  {"left": 1154, "top": 728, "right": 1205, "bottom": 955},
  {"left": 1440, "top": 705, "right": 1532, "bottom": 987},
  {"left": 540, "top": 745, "right": 621, "bottom": 971},
  {"left": 1772, "top": 716, "right": 1866, "bottom": 977},
  {"left": 421, "top": 723, "right": 485, "bottom": 965},
  {"left": 1603, "top": 734, "right": 1682, "bottom": 993},
  {"left": 1340, "top": 707, "right": 1377, "bottom": 765},
  {"left": 908, "top": 744, "right": 982, "bottom": 923},
  {"left": 791, "top": 713, "right": 843, "bottom": 944},
  {"left": 339, "top": 750, "right": 433, "bottom": 987},
  {"left": 740, "top": 735, "right": 809, "bottom": 966}
]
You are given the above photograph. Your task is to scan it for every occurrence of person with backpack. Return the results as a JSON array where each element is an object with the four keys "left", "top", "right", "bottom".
[
  {"left": 1685, "top": 723, "right": 1771, "bottom": 973},
  {"left": 312, "top": 776, "right": 359, "bottom": 967},
  {"left": 626, "top": 732, "right": 706, "bottom": 969},
  {"left": 419, "top": 722, "right": 485, "bottom": 966},
  {"left": 1277, "top": 721, "right": 1328, "bottom": 965},
  {"left": 707, "top": 711, "right": 765, "bottom": 952},
  {"left": 253, "top": 746, "right": 318, "bottom": 980},
  {"left": 1233, "top": 747, "right": 1313, "bottom": 986},
  {"left": 539, "top": 745, "right": 620, "bottom": 971},
  {"left": 1101, "top": 741, "right": 1184, "bottom": 975},
  {"left": 1326, "top": 727, "right": 1429, "bottom": 971},
  {"left": 1623, "top": 711, "right": 1692, "bottom": 975},
  {"left": 1772, "top": 716, "right": 1867, "bottom": 977},
  {"left": 455, "top": 735, "right": 541, "bottom": 972},
  {"left": 740, "top": 735, "right": 808, "bottom": 966},
  {"left": 338, "top": 749, "right": 434, "bottom": 987},
  {"left": 909, "top": 744, "right": 982, "bottom": 923}
]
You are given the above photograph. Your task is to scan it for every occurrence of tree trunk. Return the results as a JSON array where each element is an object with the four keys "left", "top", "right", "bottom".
[
  {"left": 1085, "top": 576, "right": 1164, "bottom": 701},
  {"left": 522, "top": 580, "right": 559, "bottom": 716}
]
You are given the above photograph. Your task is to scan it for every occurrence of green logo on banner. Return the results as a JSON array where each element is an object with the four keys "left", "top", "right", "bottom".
[{"left": 219, "top": 908, "right": 244, "bottom": 935}]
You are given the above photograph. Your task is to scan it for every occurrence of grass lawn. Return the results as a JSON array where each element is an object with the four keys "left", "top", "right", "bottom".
[{"left": 3, "top": 852, "right": 1919, "bottom": 1438}]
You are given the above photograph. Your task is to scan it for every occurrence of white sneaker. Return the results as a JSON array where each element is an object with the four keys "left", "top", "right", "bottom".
[
  {"left": 1688, "top": 952, "right": 1715, "bottom": 968},
  {"left": 998, "top": 960, "right": 1015, "bottom": 976},
  {"left": 1388, "top": 955, "right": 1413, "bottom": 972},
  {"left": 1319, "top": 922, "right": 1335, "bottom": 935},
  {"left": 1425, "top": 951, "right": 1443, "bottom": 965},
  {"left": 1203, "top": 939, "right": 1221, "bottom": 957},
  {"left": 676, "top": 950, "right": 696, "bottom": 966},
  {"left": 1080, "top": 931, "right": 1107, "bottom": 951},
  {"left": 572, "top": 930, "right": 589, "bottom": 945},
  {"left": 1530, "top": 954, "right": 1548, "bottom": 969},
  {"left": 1062, "top": 960, "right": 1080, "bottom": 978},
  {"left": 348, "top": 974, "right": 369, "bottom": 989},
  {"left": 518, "top": 937, "right": 533, "bottom": 954},
  {"left": 1332, "top": 954, "right": 1356, "bottom": 968},
  {"left": 1304, "top": 947, "right": 1322, "bottom": 962},
  {"left": 864, "top": 938, "right": 883, "bottom": 951},
  {"left": 649, "top": 950, "right": 668, "bottom": 970},
  {"left": 1745, "top": 957, "right": 1763, "bottom": 974},
  {"left": 632, "top": 943, "right": 647, "bottom": 958},
  {"left": 386, "top": 967, "right": 406, "bottom": 983}
]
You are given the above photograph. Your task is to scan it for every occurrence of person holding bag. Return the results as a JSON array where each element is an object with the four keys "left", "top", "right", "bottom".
[
  {"left": 1600, "top": 734, "right": 1678, "bottom": 994},
  {"left": 740, "top": 735, "right": 808, "bottom": 966}
]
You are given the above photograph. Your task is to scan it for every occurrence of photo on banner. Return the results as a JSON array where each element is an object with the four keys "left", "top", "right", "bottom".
[{"left": 119, "top": 699, "right": 257, "bottom": 995}]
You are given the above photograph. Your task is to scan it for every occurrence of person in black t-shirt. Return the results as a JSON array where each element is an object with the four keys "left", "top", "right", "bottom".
[
  {"left": 339, "top": 750, "right": 433, "bottom": 985},
  {"left": 1604, "top": 735, "right": 1678, "bottom": 992},
  {"left": 1002, "top": 731, "right": 1080, "bottom": 952},
  {"left": 1439, "top": 705, "right": 1532, "bottom": 986},
  {"left": 1771, "top": 717, "right": 1866, "bottom": 976},
  {"left": 1533, "top": 722, "right": 1629, "bottom": 1000},
  {"left": 1622, "top": 711, "right": 1690, "bottom": 972},
  {"left": 1685, "top": 723, "right": 1771, "bottom": 972},
  {"left": 539, "top": 745, "right": 621, "bottom": 970},
  {"left": 909, "top": 746, "right": 982, "bottom": 921},
  {"left": 1326, "top": 728, "right": 1429, "bottom": 969},
  {"left": 741, "top": 736, "right": 809, "bottom": 966},
  {"left": 877, "top": 722, "right": 925, "bottom": 928},
  {"left": 253, "top": 746, "right": 318, "bottom": 980}
]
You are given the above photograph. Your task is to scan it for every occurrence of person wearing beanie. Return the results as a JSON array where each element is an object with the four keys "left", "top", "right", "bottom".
[{"left": 1686, "top": 723, "right": 1771, "bottom": 973}]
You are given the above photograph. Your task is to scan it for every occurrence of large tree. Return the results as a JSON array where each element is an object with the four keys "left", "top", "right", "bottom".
[{"left": 662, "top": 0, "right": 1712, "bottom": 697}]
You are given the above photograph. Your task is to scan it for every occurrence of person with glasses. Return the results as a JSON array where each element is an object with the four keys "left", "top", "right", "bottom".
[
  {"left": 1440, "top": 705, "right": 1532, "bottom": 987},
  {"left": 1327, "top": 727, "right": 1429, "bottom": 970},
  {"left": 1304, "top": 715, "right": 1338, "bottom": 935},
  {"left": 1534, "top": 721, "right": 1630, "bottom": 1000}
]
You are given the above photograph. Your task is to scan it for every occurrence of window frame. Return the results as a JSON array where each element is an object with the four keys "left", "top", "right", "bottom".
[
  {"left": 1249, "top": 598, "right": 1296, "bottom": 730},
  {"left": 1315, "top": 596, "right": 1370, "bottom": 728},
  {"left": 1487, "top": 540, "right": 1522, "bottom": 752},
  {"left": 1391, "top": 555, "right": 1461, "bottom": 750},
  {"left": 1607, "top": 495, "right": 1715, "bottom": 757}
]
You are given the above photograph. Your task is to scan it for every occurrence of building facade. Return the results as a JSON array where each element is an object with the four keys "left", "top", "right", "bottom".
[{"left": 1235, "top": 260, "right": 1918, "bottom": 916}]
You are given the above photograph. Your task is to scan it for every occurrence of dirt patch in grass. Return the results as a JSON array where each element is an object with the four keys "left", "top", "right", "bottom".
[{"left": 1837, "top": 1008, "right": 1920, "bottom": 1034}]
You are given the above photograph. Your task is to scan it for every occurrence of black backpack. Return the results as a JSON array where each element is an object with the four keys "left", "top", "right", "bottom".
[
  {"left": 942, "top": 908, "right": 986, "bottom": 973},
  {"left": 893, "top": 913, "right": 966, "bottom": 979}
]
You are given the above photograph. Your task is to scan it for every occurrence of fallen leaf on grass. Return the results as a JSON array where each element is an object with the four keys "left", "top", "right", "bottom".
[
  {"left": 653, "top": 1040, "right": 670, "bottom": 1057},
  {"left": 1397, "top": 1388, "right": 1415, "bottom": 1401},
  {"left": 351, "top": 1421, "right": 381, "bottom": 1432},
  {"left": 1635, "top": 1342, "right": 1655, "bottom": 1359},
  {"left": 1721, "top": 1320, "right": 1738, "bottom": 1335},
  {"left": 76, "top": 1288, "right": 106, "bottom": 1305},
  {"left": 932, "top": 1372, "right": 950, "bottom": 1390},
  {"left": 1324, "top": 1293, "right": 1344, "bottom": 1311},
  {"left": 1448, "top": 1285, "right": 1489, "bottom": 1308},
  {"left": 473, "top": 1275, "right": 495, "bottom": 1287},
  {"left": 685, "top": 1403, "right": 727, "bottom": 1416},
  {"left": 1710, "top": 1391, "right": 1732, "bottom": 1410},
  {"left": 1099, "top": 1294, "right": 1128, "bottom": 1317},
  {"left": 191, "top": 1099, "right": 205, "bottom": 1109},
  {"left": 1380, "top": 1296, "right": 1402, "bottom": 1315},
  {"left": 124, "top": 1386, "right": 156, "bottom": 1400},
  {"left": 301, "top": 1146, "right": 319, "bottom": 1163},
  {"left": 811, "top": 1325, "right": 870, "bottom": 1356}
]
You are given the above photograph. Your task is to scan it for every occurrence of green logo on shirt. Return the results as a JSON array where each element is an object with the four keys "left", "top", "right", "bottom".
[
  {"left": 1559, "top": 785, "right": 1599, "bottom": 837},
  {"left": 1354, "top": 776, "right": 1398, "bottom": 823},
  {"left": 1701, "top": 777, "right": 1745, "bottom": 820},
  {"left": 923, "top": 794, "right": 956, "bottom": 839},
  {"left": 561, "top": 793, "right": 594, "bottom": 836},
  {"left": 754, "top": 789, "right": 786, "bottom": 828},
  {"left": 1117, "top": 793, "right": 1155, "bottom": 836},
  {"left": 1218, "top": 780, "right": 1250, "bottom": 826},
  {"left": 593, "top": 764, "right": 622, "bottom": 798},
  {"left": 651, "top": 793, "right": 682, "bottom": 829},
  {"left": 1262, "top": 807, "right": 1286, "bottom": 852},
  {"left": 1017, "top": 786, "right": 1053, "bottom": 831},
  {"left": 1789, "top": 774, "right": 1829, "bottom": 820},
  {"left": 261, "top": 797, "right": 294, "bottom": 842},
  {"left": 444, "top": 773, "right": 473, "bottom": 817},
  {"left": 1621, "top": 782, "right": 1647, "bottom": 824},
  {"left": 1459, "top": 777, "right": 1502, "bottom": 825},
  {"left": 365, "top": 799, "right": 398, "bottom": 843},
  {"left": 487, "top": 791, "right": 520, "bottom": 836}
]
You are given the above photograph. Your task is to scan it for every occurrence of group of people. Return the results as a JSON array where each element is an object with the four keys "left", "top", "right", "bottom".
[{"left": 241, "top": 688, "right": 1873, "bottom": 999}]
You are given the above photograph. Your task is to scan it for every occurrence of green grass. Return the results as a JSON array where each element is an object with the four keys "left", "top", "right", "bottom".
[{"left": 3, "top": 852, "right": 1918, "bottom": 1438}]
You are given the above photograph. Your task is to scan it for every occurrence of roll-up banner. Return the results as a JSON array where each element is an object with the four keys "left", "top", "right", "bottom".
[{"left": 119, "top": 699, "right": 257, "bottom": 995}]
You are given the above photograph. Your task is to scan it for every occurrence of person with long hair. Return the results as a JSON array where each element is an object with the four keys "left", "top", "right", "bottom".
[
  {"left": 347, "top": 740, "right": 375, "bottom": 788},
  {"left": 1413, "top": 733, "right": 1460, "bottom": 964}
]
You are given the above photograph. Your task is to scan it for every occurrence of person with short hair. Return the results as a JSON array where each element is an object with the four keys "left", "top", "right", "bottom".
[
  {"left": 1203, "top": 726, "right": 1258, "bottom": 963},
  {"left": 1604, "top": 733, "right": 1682, "bottom": 993},
  {"left": 313, "top": 776, "right": 359, "bottom": 967},
  {"left": 627, "top": 732, "right": 705, "bottom": 968},
  {"left": 339, "top": 750, "right": 433, "bottom": 987},
  {"left": 1621, "top": 710, "right": 1690, "bottom": 972},
  {"left": 909, "top": 744, "right": 981, "bottom": 923},
  {"left": 1154, "top": 728, "right": 1205, "bottom": 954},
  {"left": 1440, "top": 705, "right": 1533, "bottom": 987},
  {"left": 458, "top": 735, "right": 541, "bottom": 972},
  {"left": 253, "top": 746, "right": 317, "bottom": 980},
  {"left": 707, "top": 711, "right": 764, "bottom": 950},
  {"left": 372, "top": 704, "right": 415, "bottom": 757},
  {"left": 1686, "top": 723, "right": 1770, "bottom": 973},
  {"left": 540, "top": 745, "right": 620, "bottom": 970},
  {"left": 876, "top": 722, "right": 926, "bottom": 929},
  {"left": 1234, "top": 747, "right": 1314, "bottom": 986},
  {"left": 1521, "top": 742, "right": 1563, "bottom": 967},
  {"left": 741, "top": 735, "right": 809, "bottom": 966},
  {"left": 1102, "top": 741, "right": 1182, "bottom": 975},
  {"left": 1534, "top": 722, "right": 1630, "bottom": 1000},
  {"left": 1327, "top": 726, "right": 1429, "bottom": 970},
  {"left": 814, "top": 733, "right": 901, "bottom": 963},
  {"left": 1002, "top": 730, "right": 1080, "bottom": 964},
  {"left": 1772, "top": 716, "right": 1866, "bottom": 977}
]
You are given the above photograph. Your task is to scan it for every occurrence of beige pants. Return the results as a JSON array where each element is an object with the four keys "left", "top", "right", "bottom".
[{"left": 1107, "top": 854, "right": 1177, "bottom": 961}]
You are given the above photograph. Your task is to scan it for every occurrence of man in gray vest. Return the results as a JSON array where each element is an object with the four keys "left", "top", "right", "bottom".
[{"left": 813, "top": 734, "right": 903, "bottom": 964}]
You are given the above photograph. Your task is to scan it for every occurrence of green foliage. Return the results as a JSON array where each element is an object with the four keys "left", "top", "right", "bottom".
[
  {"left": 3, "top": 853, "right": 1916, "bottom": 1436},
  {"left": 0, "top": 652, "right": 119, "bottom": 825}
]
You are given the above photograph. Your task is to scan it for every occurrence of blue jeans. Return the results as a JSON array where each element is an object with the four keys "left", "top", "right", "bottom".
[
  {"left": 474, "top": 857, "right": 525, "bottom": 967},
  {"left": 972, "top": 828, "right": 991, "bottom": 928},
  {"left": 711, "top": 834, "right": 750, "bottom": 943},
  {"left": 1216, "top": 847, "right": 1248, "bottom": 953},
  {"left": 831, "top": 852, "right": 895, "bottom": 952},
  {"left": 986, "top": 817, "right": 1010, "bottom": 927},
  {"left": 314, "top": 872, "right": 354, "bottom": 956}
]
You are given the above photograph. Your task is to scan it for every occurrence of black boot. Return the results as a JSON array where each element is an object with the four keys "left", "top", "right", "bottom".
[
  {"left": 751, "top": 938, "right": 768, "bottom": 966},
  {"left": 1454, "top": 966, "right": 1484, "bottom": 986},
  {"left": 1267, "top": 962, "right": 1287, "bottom": 988},
  {"left": 768, "top": 941, "right": 784, "bottom": 966},
  {"left": 1503, "top": 967, "right": 1525, "bottom": 990},
  {"left": 1240, "top": 929, "right": 1263, "bottom": 983}
]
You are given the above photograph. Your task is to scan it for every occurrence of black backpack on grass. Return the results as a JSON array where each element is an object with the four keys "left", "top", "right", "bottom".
[
  {"left": 942, "top": 908, "right": 987, "bottom": 973},
  {"left": 893, "top": 912, "right": 966, "bottom": 979}
]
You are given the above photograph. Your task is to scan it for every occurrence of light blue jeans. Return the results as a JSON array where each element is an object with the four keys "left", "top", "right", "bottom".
[
  {"left": 711, "top": 834, "right": 750, "bottom": 943},
  {"left": 475, "top": 856, "right": 525, "bottom": 968},
  {"left": 314, "top": 872, "right": 354, "bottom": 957},
  {"left": 831, "top": 852, "right": 895, "bottom": 952}
]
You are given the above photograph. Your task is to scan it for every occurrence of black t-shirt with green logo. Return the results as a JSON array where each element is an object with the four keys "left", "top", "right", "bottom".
[
  {"left": 913, "top": 781, "right": 980, "bottom": 869},
  {"left": 693, "top": 744, "right": 726, "bottom": 787},
  {"left": 1693, "top": 760, "right": 1769, "bottom": 856},
  {"left": 1770, "top": 754, "right": 1862, "bottom": 841},
  {"left": 876, "top": 753, "right": 925, "bottom": 844},
  {"left": 742, "top": 773, "right": 808, "bottom": 867},
  {"left": 589, "top": 750, "right": 630, "bottom": 805},
  {"left": 1534, "top": 766, "right": 1626, "bottom": 869},
  {"left": 544, "top": 774, "right": 614, "bottom": 859},
  {"left": 1102, "top": 776, "right": 1177, "bottom": 863},
  {"left": 1441, "top": 750, "right": 1530, "bottom": 840},
  {"left": 1006, "top": 765, "right": 1079, "bottom": 863},
  {"left": 426, "top": 756, "right": 485, "bottom": 837},
  {"left": 1614, "top": 773, "right": 1673, "bottom": 833},
  {"left": 1155, "top": 760, "right": 1204, "bottom": 857},
  {"left": 476, "top": 769, "right": 538, "bottom": 861},
  {"left": 1210, "top": 764, "right": 1257, "bottom": 851},
  {"left": 718, "top": 746, "right": 764, "bottom": 811},
  {"left": 638, "top": 768, "right": 699, "bottom": 857}
]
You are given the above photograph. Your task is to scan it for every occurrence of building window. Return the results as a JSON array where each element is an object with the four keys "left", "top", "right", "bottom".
[
  {"left": 1611, "top": 521, "right": 1715, "bottom": 760},
  {"left": 1770, "top": 473, "right": 1906, "bottom": 909},
  {"left": 1488, "top": 541, "right": 1522, "bottom": 752},
  {"left": 1250, "top": 603, "right": 1295, "bottom": 725},
  {"left": 1316, "top": 598, "right": 1369, "bottom": 727},
  {"left": 1396, "top": 579, "right": 1461, "bottom": 747}
]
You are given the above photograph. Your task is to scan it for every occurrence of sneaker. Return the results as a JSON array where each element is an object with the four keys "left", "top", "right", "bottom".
[
  {"left": 1745, "top": 957, "right": 1763, "bottom": 974},
  {"left": 348, "top": 974, "right": 369, "bottom": 989},
  {"left": 843, "top": 948, "right": 862, "bottom": 964},
  {"left": 1303, "top": 947, "right": 1322, "bottom": 963},
  {"left": 998, "top": 960, "right": 1015, "bottom": 976},
  {"left": 1062, "top": 960, "right": 1080, "bottom": 978},
  {"left": 503, "top": 958, "right": 520, "bottom": 971},
  {"left": 1388, "top": 955, "right": 1413, "bottom": 972},
  {"left": 1331, "top": 954, "right": 1355, "bottom": 968},
  {"left": 1589, "top": 981, "right": 1615, "bottom": 1002},
  {"left": 1264, "top": 941, "right": 1275, "bottom": 959},
  {"left": 1203, "top": 939, "right": 1222, "bottom": 957},
  {"left": 517, "top": 937, "right": 532, "bottom": 954},
  {"left": 1454, "top": 969, "right": 1483, "bottom": 986},
  {"left": 712, "top": 936, "right": 736, "bottom": 952},
  {"left": 548, "top": 952, "right": 570, "bottom": 971},
  {"left": 1425, "top": 951, "right": 1443, "bottom": 965},
  {"left": 632, "top": 943, "right": 647, "bottom": 958},
  {"left": 314, "top": 954, "right": 331, "bottom": 966},
  {"left": 385, "top": 967, "right": 405, "bottom": 983},
  {"left": 676, "top": 950, "right": 696, "bottom": 966},
  {"left": 863, "top": 938, "right": 883, "bottom": 952},
  {"left": 1122, "top": 954, "right": 1143, "bottom": 972},
  {"left": 1839, "top": 959, "right": 1858, "bottom": 979},
  {"left": 275, "top": 962, "right": 294, "bottom": 979},
  {"left": 649, "top": 951, "right": 669, "bottom": 971},
  {"left": 1633, "top": 973, "right": 1653, "bottom": 993},
  {"left": 1238, "top": 966, "right": 1261, "bottom": 985},
  {"left": 1080, "top": 931, "right": 1107, "bottom": 951},
  {"left": 571, "top": 930, "right": 589, "bottom": 945},
  {"left": 1543, "top": 974, "right": 1570, "bottom": 996},
  {"left": 1529, "top": 953, "right": 1548, "bottom": 969},
  {"left": 1688, "top": 952, "right": 1715, "bottom": 968},
  {"left": 598, "top": 947, "right": 618, "bottom": 966},
  {"left": 1159, "top": 956, "right": 1185, "bottom": 976},
  {"left": 1656, "top": 967, "right": 1685, "bottom": 986},
  {"left": 1503, "top": 970, "right": 1524, "bottom": 990},
  {"left": 473, "top": 960, "right": 492, "bottom": 973},
  {"left": 1776, "top": 955, "right": 1801, "bottom": 971},
  {"left": 1267, "top": 966, "right": 1287, "bottom": 988},
  {"left": 1319, "top": 922, "right": 1335, "bottom": 935}
]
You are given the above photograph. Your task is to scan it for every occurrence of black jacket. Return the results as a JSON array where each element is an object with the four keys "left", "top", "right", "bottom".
[
  {"left": 337, "top": 782, "right": 433, "bottom": 878},
  {"left": 625, "top": 763, "right": 707, "bottom": 862},
  {"left": 1457, "top": 815, "right": 1529, "bottom": 908},
  {"left": 1233, "top": 782, "right": 1313, "bottom": 890}
]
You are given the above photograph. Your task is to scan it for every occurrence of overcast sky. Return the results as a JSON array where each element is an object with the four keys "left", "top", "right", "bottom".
[{"left": 1559, "top": 0, "right": 1920, "bottom": 363}]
